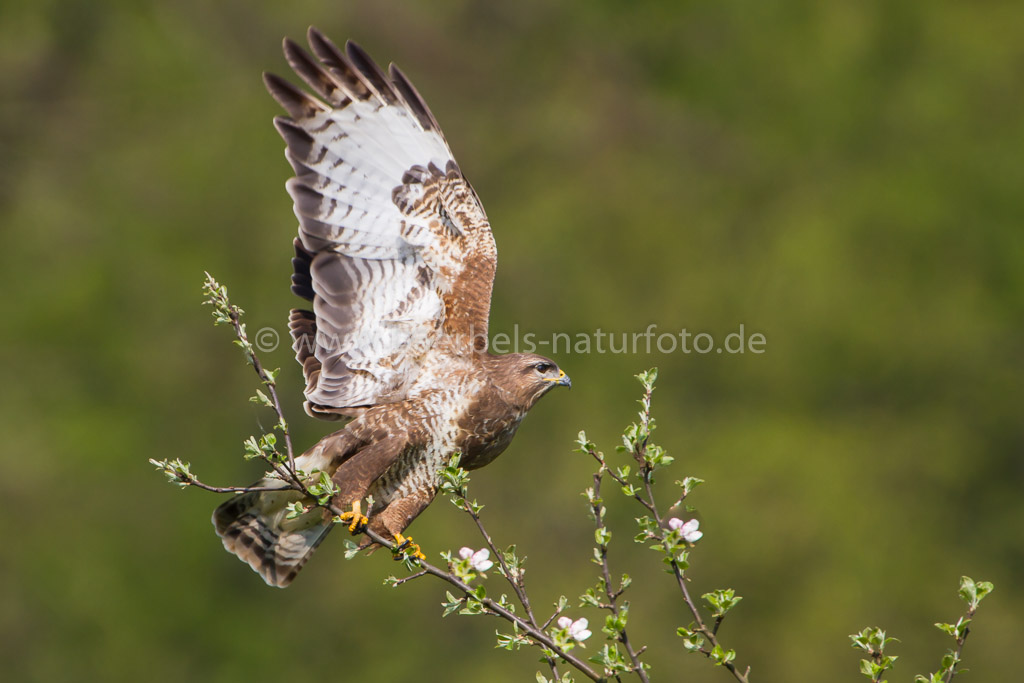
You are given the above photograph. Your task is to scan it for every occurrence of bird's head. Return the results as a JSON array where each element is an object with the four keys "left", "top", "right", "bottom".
[{"left": 488, "top": 353, "right": 571, "bottom": 410}]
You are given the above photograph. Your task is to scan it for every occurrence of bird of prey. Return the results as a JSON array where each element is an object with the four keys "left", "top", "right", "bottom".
[{"left": 213, "top": 27, "right": 570, "bottom": 587}]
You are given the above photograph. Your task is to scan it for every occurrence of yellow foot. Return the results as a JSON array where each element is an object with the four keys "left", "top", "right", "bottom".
[
  {"left": 337, "top": 501, "right": 368, "bottom": 534},
  {"left": 393, "top": 533, "right": 426, "bottom": 561}
]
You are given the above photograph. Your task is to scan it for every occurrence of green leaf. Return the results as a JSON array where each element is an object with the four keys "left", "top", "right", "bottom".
[
  {"left": 575, "top": 431, "right": 598, "bottom": 454},
  {"left": 148, "top": 457, "right": 195, "bottom": 488},
  {"left": 702, "top": 588, "right": 743, "bottom": 618},
  {"left": 709, "top": 644, "right": 736, "bottom": 666},
  {"left": 249, "top": 389, "right": 273, "bottom": 407},
  {"left": 677, "top": 625, "right": 705, "bottom": 652},
  {"left": 579, "top": 587, "right": 601, "bottom": 608},
  {"left": 958, "top": 576, "right": 977, "bottom": 605},
  {"left": 678, "top": 476, "right": 705, "bottom": 497},
  {"left": 588, "top": 643, "right": 631, "bottom": 675},
  {"left": 500, "top": 545, "right": 524, "bottom": 582},
  {"left": 958, "top": 576, "right": 994, "bottom": 610},
  {"left": 441, "top": 591, "right": 463, "bottom": 617},
  {"left": 242, "top": 436, "right": 261, "bottom": 459},
  {"left": 284, "top": 501, "right": 307, "bottom": 520},
  {"left": 601, "top": 604, "right": 629, "bottom": 637},
  {"left": 633, "top": 515, "right": 658, "bottom": 544},
  {"left": 307, "top": 471, "right": 339, "bottom": 505},
  {"left": 459, "top": 597, "right": 485, "bottom": 616},
  {"left": 643, "top": 443, "right": 673, "bottom": 469},
  {"left": 849, "top": 626, "right": 898, "bottom": 654},
  {"left": 635, "top": 368, "right": 658, "bottom": 390},
  {"left": 496, "top": 631, "right": 516, "bottom": 651}
]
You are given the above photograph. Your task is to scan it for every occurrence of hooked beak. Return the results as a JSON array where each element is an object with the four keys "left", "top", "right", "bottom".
[{"left": 544, "top": 369, "right": 572, "bottom": 388}]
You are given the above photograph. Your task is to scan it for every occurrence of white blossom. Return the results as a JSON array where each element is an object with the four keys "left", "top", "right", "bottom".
[
  {"left": 458, "top": 546, "right": 494, "bottom": 572},
  {"left": 557, "top": 616, "right": 592, "bottom": 642},
  {"left": 668, "top": 517, "right": 703, "bottom": 543}
]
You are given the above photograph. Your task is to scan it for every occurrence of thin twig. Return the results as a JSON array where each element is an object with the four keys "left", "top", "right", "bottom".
[
  {"left": 390, "top": 570, "right": 428, "bottom": 587},
  {"left": 361, "top": 525, "right": 603, "bottom": 681},
  {"left": 671, "top": 562, "right": 750, "bottom": 683},
  {"left": 591, "top": 469, "right": 650, "bottom": 682},
  {"left": 183, "top": 480, "right": 294, "bottom": 494},
  {"left": 541, "top": 608, "right": 565, "bottom": 631},
  {"left": 460, "top": 492, "right": 562, "bottom": 680},
  {"left": 587, "top": 448, "right": 658, "bottom": 518},
  {"left": 944, "top": 610, "right": 974, "bottom": 683},
  {"left": 226, "top": 306, "right": 297, "bottom": 475}
]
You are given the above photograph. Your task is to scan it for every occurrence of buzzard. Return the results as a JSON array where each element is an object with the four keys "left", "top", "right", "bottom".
[{"left": 213, "top": 27, "right": 570, "bottom": 587}]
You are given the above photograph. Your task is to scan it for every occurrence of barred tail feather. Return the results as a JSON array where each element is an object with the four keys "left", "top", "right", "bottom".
[{"left": 212, "top": 483, "right": 333, "bottom": 588}]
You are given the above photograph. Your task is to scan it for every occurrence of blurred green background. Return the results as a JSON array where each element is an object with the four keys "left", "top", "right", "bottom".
[{"left": 2, "top": 0, "right": 1021, "bottom": 680}]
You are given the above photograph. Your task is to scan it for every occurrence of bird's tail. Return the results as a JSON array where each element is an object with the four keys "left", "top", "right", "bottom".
[{"left": 212, "top": 481, "right": 333, "bottom": 588}]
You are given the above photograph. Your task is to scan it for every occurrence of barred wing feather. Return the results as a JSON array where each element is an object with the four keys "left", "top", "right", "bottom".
[{"left": 265, "top": 28, "right": 496, "bottom": 417}]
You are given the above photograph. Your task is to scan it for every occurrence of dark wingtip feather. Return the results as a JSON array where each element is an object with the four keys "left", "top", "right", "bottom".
[
  {"left": 345, "top": 40, "right": 400, "bottom": 105},
  {"left": 281, "top": 37, "right": 306, "bottom": 71},
  {"left": 263, "top": 71, "right": 329, "bottom": 120},
  {"left": 291, "top": 238, "right": 315, "bottom": 301},
  {"left": 271, "top": 116, "right": 318, "bottom": 169},
  {"left": 306, "top": 25, "right": 326, "bottom": 49},
  {"left": 286, "top": 176, "right": 329, "bottom": 220},
  {"left": 284, "top": 37, "right": 349, "bottom": 106},
  {"left": 389, "top": 63, "right": 442, "bottom": 133},
  {"left": 306, "top": 29, "right": 374, "bottom": 101},
  {"left": 307, "top": 26, "right": 344, "bottom": 66}
]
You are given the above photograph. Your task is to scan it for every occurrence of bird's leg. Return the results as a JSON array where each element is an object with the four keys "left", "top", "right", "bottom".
[
  {"left": 328, "top": 436, "right": 406, "bottom": 535},
  {"left": 362, "top": 486, "right": 436, "bottom": 561},
  {"left": 392, "top": 533, "right": 426, "bottom": 561},
  {"left": 337, "top": 499, "right": 368, "bottom": 534}
]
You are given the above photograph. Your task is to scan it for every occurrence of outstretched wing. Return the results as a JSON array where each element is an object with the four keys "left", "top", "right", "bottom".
[{"left": 266, "top": 27, "right": 496, "bottom": 418}]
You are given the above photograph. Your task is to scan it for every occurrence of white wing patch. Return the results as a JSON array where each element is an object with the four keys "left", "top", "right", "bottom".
[{"left": 267, "top": 30, "right": 491, "bottom": 414}]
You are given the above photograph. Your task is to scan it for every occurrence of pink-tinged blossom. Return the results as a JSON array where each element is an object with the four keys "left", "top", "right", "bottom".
[
  {"left": 557, "top": 616, "right": 592, "bottom": 642},
  {"left": 458, "top": 547, "right": 494, "bottom": 572},
  {"left": 668, "top": 517, "right": 703, "bottom": 543}
]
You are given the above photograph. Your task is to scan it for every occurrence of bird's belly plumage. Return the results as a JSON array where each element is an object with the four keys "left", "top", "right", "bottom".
[
  {"left": 367, "top": 440, "right": 448, "bottom": 508},
  {"left": 365, "top": 373, "right": 523, "bottom": 506},
  {"left": 365, "top": 385, "right": 469, "bottom": 508}
]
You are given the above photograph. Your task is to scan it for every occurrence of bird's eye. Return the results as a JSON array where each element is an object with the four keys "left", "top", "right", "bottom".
[{"left": 535, "top": 362, "right": 553, "bottom": 374}]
